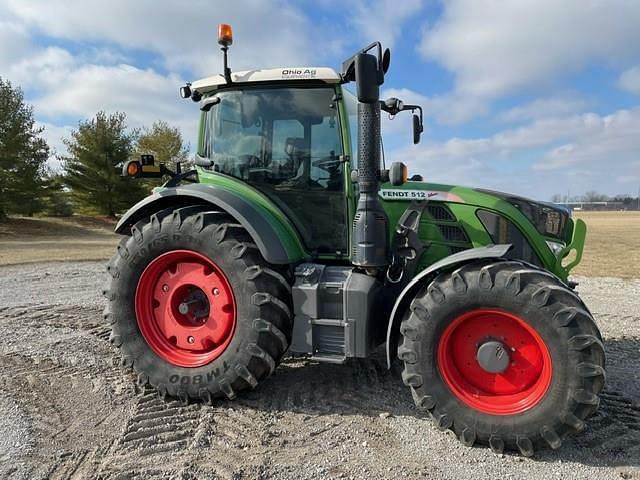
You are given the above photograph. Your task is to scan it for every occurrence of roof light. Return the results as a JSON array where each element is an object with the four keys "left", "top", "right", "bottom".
[{"left": 218, "top": 23, "right": 233, "bottom": 47}]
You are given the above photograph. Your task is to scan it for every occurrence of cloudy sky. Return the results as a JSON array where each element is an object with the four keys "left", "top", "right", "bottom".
[{"left": 2, "top": 0, "right": 639, "bottom": 200}]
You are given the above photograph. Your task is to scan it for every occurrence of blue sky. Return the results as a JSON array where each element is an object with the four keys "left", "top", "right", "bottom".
[{"left": 1, "top": 0, "right": 639, "bottom": 200}]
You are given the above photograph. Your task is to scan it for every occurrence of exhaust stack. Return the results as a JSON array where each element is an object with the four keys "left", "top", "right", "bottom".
[{"left": 351, "top": 53, "right": 389, "bottom": 268}]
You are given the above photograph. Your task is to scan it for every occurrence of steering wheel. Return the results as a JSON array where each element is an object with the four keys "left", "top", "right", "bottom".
[{"left": 312, "top": 156, "right": 341, "bottom": 172}]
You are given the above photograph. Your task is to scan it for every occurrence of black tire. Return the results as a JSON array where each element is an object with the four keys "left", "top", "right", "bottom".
[
  {"left": 398, "top": 260, "right": 605, "bottom": 456},
  {"left": 103, "top": 205, "right": 293, "bottom": 403}
]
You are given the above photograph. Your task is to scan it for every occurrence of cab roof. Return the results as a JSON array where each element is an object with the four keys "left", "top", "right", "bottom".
[{"left": 191, "top": 67, "right": 341, "bottom": 95}]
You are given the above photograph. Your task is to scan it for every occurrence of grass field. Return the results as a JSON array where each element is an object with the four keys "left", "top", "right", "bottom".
[
  {"left": 0, "top": 216, "right": 119, "bottom": 265},
  {"left": 572, "top": 211, "right": 639, "bottom": 279},
  {"left": 0, "top": 211, "right": 638, "bottom": 278}
]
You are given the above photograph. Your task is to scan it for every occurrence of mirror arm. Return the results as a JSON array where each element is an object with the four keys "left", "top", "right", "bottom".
[
  {"left": 402, "top": 104, "right": 424, "bottom": 131},
  {"left": 341, "top": 41, "right": 384, "bottom": 80}
]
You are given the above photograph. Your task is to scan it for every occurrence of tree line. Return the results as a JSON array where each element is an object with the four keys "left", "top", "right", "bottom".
[
  {"left": 551, "top": 191, "right": 640, "bottom": 210},
  {"left": 0, "top": 77, "right": 189, "bottom": 219}
]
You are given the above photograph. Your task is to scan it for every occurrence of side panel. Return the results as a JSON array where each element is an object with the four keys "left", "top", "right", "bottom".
[
  {"left": 380, "top": 181, "right": 561, "bottom": 277},
  {"left": 385, "top": 244, "right": 513, "bottom": 367},
  {"left": 115, "top": 183, "right": 307, "bottom": 265}
]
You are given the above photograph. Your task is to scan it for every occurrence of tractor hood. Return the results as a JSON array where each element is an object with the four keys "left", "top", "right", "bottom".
[{"left": 379, "top": 180, "right": 572, "bottom": 242}]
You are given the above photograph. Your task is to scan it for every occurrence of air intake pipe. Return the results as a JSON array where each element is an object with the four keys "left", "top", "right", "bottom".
[{"left": 351, "top": 53, "right": 389, "bottom": 268}]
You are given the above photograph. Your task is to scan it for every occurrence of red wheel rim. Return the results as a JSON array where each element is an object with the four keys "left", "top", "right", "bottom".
[
  {"left": 436, "top": 309, "right": 552, "bottom": 415},
  {"left": 135, "top": 250, "right": 236, "bottom": 368}
]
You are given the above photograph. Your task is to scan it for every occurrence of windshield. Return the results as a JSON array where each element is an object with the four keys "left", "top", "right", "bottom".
[
  {"left": 201, "top": 86, "right": 348, "bottom": 254},
  {"left": 202, "top": 87, "right": 343, "bottom": 186}
]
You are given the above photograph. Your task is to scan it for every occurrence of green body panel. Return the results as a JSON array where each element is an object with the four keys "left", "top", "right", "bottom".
[
  {"left": 378, "top": 181, "right": 581, "bottom": 281},
  {"left": 186, "top": 84, "right": 584, "bottom": 281},
  {"left": 194, "top": 168, "right": 308, "bottom": 263}
]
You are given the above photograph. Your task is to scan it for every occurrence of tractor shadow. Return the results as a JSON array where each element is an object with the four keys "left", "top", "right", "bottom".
[{"left": 234, "top": 337, "right": 640, "bottom": 467}]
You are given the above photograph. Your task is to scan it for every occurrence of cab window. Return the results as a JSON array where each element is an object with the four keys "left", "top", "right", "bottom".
[{"left": 202, "top": 86, "right": 347, "bottom": 254}]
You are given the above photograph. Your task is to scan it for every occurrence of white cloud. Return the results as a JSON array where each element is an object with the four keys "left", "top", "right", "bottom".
[
  {"left": 37, "top": 122, "right": 73, "bottom": 156},
  {"left": 382, "top": 87, "right": 489, "bottom": 126},
  {"left": 387, "top": 107, "right": 640, "bottom": 198},
  {"left": 346, "top": 0, "right": 423, "bottom": 49},
  {"left": 3, "top": 0, "right": 328, "bottom": 76},
  {"left": 1, "top": 31, "right": 197, "bottom": 144},
  {"left": 31, "top": 62, "right": 199, "bottom": 159},
  {"left": 534, "top": 108, "right": 640, "bottom": 171},
  {"left": 0, "top": 21, "right": 32, "bottom": 74},
  {"left": 498, "top": 94, "right": 587, "bottom": 123},
  {"left": 5, "top": 47, "right": 76, "bottom": 89},
  {"left": 618, "top": 66, "right": 640, "bottom": 95},
  {"left": 419, "top": 0, "right": 640, "bottom": 123},
  {"left": 37, "top": 122, "right": 74, "bottom": 171},
  {"left": 34, "top": 64, "right": 188, "bottom": 125}
]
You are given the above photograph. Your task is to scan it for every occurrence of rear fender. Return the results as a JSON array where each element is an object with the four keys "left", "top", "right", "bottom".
[
  {"left": 385, "top": 244, "right": 512, "bottom": 368},
  {"left": 115, "top": 183, "right": 307, "bottom": 265}
]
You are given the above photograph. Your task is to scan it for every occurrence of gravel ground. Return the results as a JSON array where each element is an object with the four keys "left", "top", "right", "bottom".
[{"left": 0, "top": 261, "right": 638, "bottom": 480}]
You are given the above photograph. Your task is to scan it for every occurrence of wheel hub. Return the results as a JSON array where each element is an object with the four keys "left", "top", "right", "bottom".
[
  {"left": 476, "top": 340, "right": 510, "bottom": 373},
  {"left": 437, "top": 308, "right": 552, "bottom": 415},
  {"left": 135, "top": 250, "right": 236, "bottom": 368},
  {"left": 176, "top": 287, "right": 210, "bottom": 320}
]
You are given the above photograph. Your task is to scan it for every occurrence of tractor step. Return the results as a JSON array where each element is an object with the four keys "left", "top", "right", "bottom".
[{"left": 310, "top": 354, "right": 347, "bottom": 364}]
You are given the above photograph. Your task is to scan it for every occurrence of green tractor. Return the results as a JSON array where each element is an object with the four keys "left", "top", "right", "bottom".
[{"left": 106, "top": 24, "right": 604, "bottom": 455}]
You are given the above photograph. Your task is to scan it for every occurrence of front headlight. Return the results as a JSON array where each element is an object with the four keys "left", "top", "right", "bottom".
[
  {"left": 476, "top": 189, "right": 571, "bottom": 241},
  {"left": 546, "top": 240, "right": 565, "bottom": 257}
]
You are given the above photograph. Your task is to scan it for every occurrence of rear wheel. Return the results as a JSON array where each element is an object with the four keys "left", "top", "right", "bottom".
[
  {"left": 104, "top": 206, "right": 293, "bottom": 402},
  {"left": 398, "top": 260, "right": 605, "bottom": 455}
]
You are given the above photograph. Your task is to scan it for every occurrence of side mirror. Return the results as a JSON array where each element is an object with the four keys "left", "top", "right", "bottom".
[
  {"left": 413, "top": 114, "right": 423, "bottom": 144},
  {"left": 389, "top": 162, "right": 408, "bottom": 186},
  {"left": 381, "top": 48, "right": 391, "bottom": 74}
]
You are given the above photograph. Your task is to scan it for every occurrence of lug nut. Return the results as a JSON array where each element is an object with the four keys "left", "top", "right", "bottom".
[
  {"left": 162, "top": 284, "right": 170, "bottom": 292},
  {"left": 187, "top": 336, "right": 195, "bottom": 344},
  {"left": 213, "top": 288, "right": 220, "bottom": 296}
]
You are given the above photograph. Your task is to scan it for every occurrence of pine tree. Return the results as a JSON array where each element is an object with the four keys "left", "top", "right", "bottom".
[
  {"left": 62, "top": 112, "right": 146, "bottom": 217},
  {"left": 0, "top": 77, "right": 50, "bottom": 219}
]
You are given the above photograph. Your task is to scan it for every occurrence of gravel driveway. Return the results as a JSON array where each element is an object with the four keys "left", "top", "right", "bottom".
[{"left": 0, "top": 261, "right": 638, "bottom": 479}]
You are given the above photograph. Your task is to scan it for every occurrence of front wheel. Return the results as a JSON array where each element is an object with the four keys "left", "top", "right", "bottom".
[
  {"left": 398, "top": 260, "right": 605, "bottom": 455},
  {"left": 103, "top": 206, "right": 293, "bottom": 402}
]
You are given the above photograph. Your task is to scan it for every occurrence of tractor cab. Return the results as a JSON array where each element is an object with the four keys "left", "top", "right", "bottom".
[{"left": 193, "top": 80, "right": 351, "bottom": 256}]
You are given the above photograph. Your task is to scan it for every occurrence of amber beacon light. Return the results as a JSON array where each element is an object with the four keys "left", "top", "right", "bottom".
[{"left": 218, "top": 24, "right": 233, "bottom": 47}]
